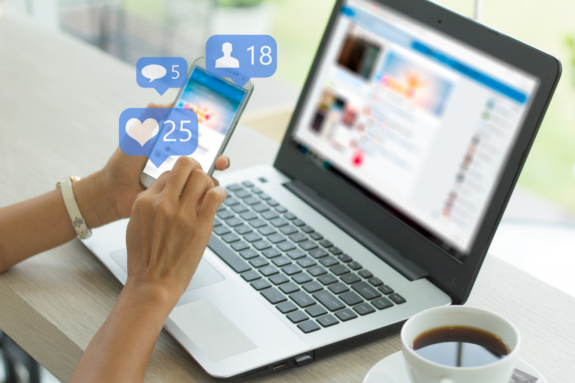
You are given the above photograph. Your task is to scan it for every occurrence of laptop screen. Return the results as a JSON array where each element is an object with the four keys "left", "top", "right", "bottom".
[{"left": 292, "top": 0, "right": 539, "bottom": 259}]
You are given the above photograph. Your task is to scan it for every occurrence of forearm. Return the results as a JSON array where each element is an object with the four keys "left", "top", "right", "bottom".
[
  {"left": 70, "top": 282, "right": 176, "bottom": 383},
  {"left": 0, "top": 172, "right": 119, "bottom": 273}
]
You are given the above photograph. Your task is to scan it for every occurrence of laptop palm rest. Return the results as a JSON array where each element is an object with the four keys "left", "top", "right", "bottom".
[{"left": 109, "top": 249, "right": 224, "bottom": 292}]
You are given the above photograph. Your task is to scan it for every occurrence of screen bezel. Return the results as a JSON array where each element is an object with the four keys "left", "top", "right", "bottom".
[
  {"left": 274, "top": 0, "right": 561, "bottom": 303},
  {"left": 139, "top": 57, "right": 253, "bottom": 188}
]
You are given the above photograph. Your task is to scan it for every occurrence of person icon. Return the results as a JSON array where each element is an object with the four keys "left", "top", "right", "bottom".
[{"left": 215, "top": 42, "right": 240, "bottom": 68}]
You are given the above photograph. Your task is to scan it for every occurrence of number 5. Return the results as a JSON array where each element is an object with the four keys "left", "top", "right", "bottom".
[
  {"left": 179, "top": 120, "right": 192, "bottom": 142},
  {"left": 172, "top": 65, "right": 179, "bottom": 79}
]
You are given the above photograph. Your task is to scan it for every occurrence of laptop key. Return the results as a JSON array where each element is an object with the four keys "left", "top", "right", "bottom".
[
  {"left": 275, "top": 206, "right": 288, "bottom": 213},
  {"left": 330, "top": 264, "right": 349, "bottom": 276},
  {"left": 389, "top": 293, "right": 407, "bottom": 304},
  {"left": 319, "top": 239, "right": 333, "bottom": 248},
  {"left": 287, "top": 249, "right": 306, "bottom": 260},
  {"left": 317, "top": 274, "right": 338, "bottom": 285},
  {"left": 372, "top": 297, "right": 394, "bottom": 310},
  {"left": 226, "top": 183, "right": 242, "bottom": 191},
  {"left": 214, "top": 226, "right": 231, "bottom": 236},
  {"left": 297, "top": 257, "right": 317, "bottom": 268},
  {"left": 261, "top": 288, "right": 287, "bottom": 304},
  {"left": 231, "top": 241, "right": 250, "bottom": 252},
  {"left": 282, "top": 264, "right": 302, "bottom": 276},
  {"left": 309, "top": 249, "right": 328, "bottom": 259},
  {"left": 378, "top": 285, "right": 395, "bottom": 295},
  {"left": 259, "top": 266, "right": 279, "bottom": 277},
  {"left": 268, "top": 233, "right": 286, "bottom": 244},
  {"left": 242, "top": 180, "right": 254, "bottom": 188},
  {"left": 217, "top": 210, "right": 234, "bottom": 219},
  {"left": 303, "top": 281, "right": 323, "bottom": 293},
  {"left": 217, "top": 206, "right": 226, "bottom": 212},
  {"left": 287, "top": 311, "right": 308, "bottom": 324},
  {"left": 251, "top": 279, "right": 271, "bottom": 291},
  {"left": 276, "top": 301, "right": 298, "bottom": 314},
  {"left": 262, "top": 210, "right": 279, "bottom": 220},
  {"left": 269, "top": 273, "right": 289, "bottom": 285},
  {"left": 317, "top": 314, "right": 339, "bottom": 328},
  {"left": 240, "top": 211, "right": 258, "bottom": 221},
  {"left": 354, "top": 303, "right": 376, "bottom": 316},
  {"left": 292, "top": 273, "right": 312, "bottom": 284},
  {"left": 307, "top": 265, "right": 327, "bottom": 277},
  {"left": 299, "top": 241, "right": 318, "bottom": 251},
  {"left": 252, "top": 203, "right": 270, "bottom": 213},
  {"left": 262, "top": 248, "right": 281, "bottom": 258},
  {"left": 267, "top": 198, "right": 280, "bottom": 207},
  {"left": 293, "top": 219, "right": 306, "bottom": 227},
  {"left": 301, "top": 225, "right": 314, "bottom": 234},
  {"left": 313, "top": 290, "right": 346, "bottom": 311},
  {"left": 305, "top": 304, "right": 327, "bottom": 318},
  {"left": 340, "top": 291, "right": 363, "bottom": 306},
  {"left": 368, "top": 277, "right": 383, "bottom": 286},
  {"left": 222, "top": 233, "right": 240, "bottom": 243},
  {"left": 328, "top": 282, "right": 349, "bottom": 294},
  {"left": 259, "top": 192, "right": 271, "bottom": 200},
  {"left": 348, "top": 262, "right": 363, "bottom": 271},
  {"left": 253, "top": 240, "right": 272, "bottom": 251},
  {"left": 258, "top": 226, "right": 276, "bottom": 236},
  {"left": 297, "top": 320, "right": 321, "bottom": 334},
  {"left": 279, "top": 282, "right": 300, "bottom": 294},
  {"left": 244, "top": 233, "right": 262, "bottom": 243},
  {"left": 280, "top": 225, "right": 298, "bottom": 235},
  {"left": 226, "top": 217, "right": 243, "bottom": 227},
  {"left": 284, "top": 212, "right": 297, "bottom": 220},
  {"left": 244, "top": 196, "right": 260, "bottom": 205},
  {"left": 319, "top": 256, "right": 339, "bottom": 267},
  {"left": 208, "top": 236, "right": 251, "bottom": 273},
  {"left": 341, "top": 273, "right": 361, "bottom": 285},
  {"left": 249, "top": 219, "right": 267, "bottom": 228},
  {"left": 224, "top": 197, "right": 240, "bottom": 206},
  {"left": 234, "top": 225, "right": 252, "bottom": 235},
  {"left": 235, "top": 189, "right": 251, "bottom": 199},
  {"left": 352, "top": 282, "right": 382, "bottom": 300},
  {"left": 241, "top": 270, "right": 261, "bottom": 282},
  {"left": 337, "top": 254, "right": 353, "bottom": 263},
  {"left": 271, "top": 218, "right": 288, "bottom": 227},
  {"left": 335, "top": 309, "right": 358, "bottom": 322},
  {"left": 213, "top": 218, "right": 222, "bottom": 227},
  {"left": 290, "top": 291, "right": 316, "bottom": 308},
  {"left": 239, "top": 249, "right": 259, "bottom": 259},
  {"left": 272, "top": 256, "right": 292, "bottom": 267},
  {"left": 308, "top": 232, "right": 322, "bottom": 241},
  {"left": 251, "top": 186, "right": 262, "bottom": 194},
  {"left": 329, "top": 247, "right": 343, "bottom": 255},
  {"left": 277, "top": 241, "right": 296, "bottom": 252},
  {"left": 232, "top": 204, "right": 249, "bottom": 214},
  {"left": 249, "top": 257, "right": 269, "bottom": 268},
  {"left": 289, "top": 233, "right": 307, "bottom": 243}
]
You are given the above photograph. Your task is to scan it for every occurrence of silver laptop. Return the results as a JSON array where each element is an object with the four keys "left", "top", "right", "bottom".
[{"left": 83, "top": 0, "right": 560, "bottom": 379}]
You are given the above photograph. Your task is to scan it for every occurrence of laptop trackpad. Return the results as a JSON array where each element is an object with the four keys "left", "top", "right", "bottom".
[
  {"left": 170, "top": 299, "right": 257, "bottom": 362},
  {"left": 109, "top": 249, "right": 224, "bottom": 292}
]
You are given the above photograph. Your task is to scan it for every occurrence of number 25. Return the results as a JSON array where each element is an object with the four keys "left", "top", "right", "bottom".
[{"left": 163, "top": 120, "right": 192, "bottom": 142}]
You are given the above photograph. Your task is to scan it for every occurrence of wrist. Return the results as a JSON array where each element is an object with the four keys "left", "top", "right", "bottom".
[
  {"left": 72, "top": 172, "right": 120, "bottom": 229},
  {"left": 122, "top": 279, "right": 181, "bottom": 314}
]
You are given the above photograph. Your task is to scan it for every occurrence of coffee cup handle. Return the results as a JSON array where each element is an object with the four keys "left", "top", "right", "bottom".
[{"left": 440, "top": 379, "right": 453, "bottom": 383}]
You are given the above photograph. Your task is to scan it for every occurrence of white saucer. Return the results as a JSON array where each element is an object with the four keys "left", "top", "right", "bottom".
[{"left": 363, "top": 351, "right": 547, "bottom": 383}]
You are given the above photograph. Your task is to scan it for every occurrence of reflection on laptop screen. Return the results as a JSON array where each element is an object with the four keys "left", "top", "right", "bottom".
[{"left": 293, "top": 0, "right": 539, "bottom": 259}]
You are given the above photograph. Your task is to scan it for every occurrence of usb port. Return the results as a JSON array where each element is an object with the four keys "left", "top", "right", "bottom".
[{"left": 272, "top": 360, "right": 288, "bottom": 370}]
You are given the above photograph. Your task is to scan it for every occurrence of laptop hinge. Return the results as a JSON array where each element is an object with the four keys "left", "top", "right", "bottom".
[{"left": 284, "top": 180, "right": 428, "bottom": 281}]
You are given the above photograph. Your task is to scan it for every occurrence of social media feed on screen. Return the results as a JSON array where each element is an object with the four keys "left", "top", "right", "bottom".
[
  {"left": 143, "top": 67, "right": 247, "bottom": 178},
  {"left": 292, "top": 0, "right": 539, "bottom": 260}
]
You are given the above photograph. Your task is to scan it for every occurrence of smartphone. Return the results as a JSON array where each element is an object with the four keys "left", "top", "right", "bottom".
[{"left": 139, "top": 57, "right": 253, "bottom": 188}]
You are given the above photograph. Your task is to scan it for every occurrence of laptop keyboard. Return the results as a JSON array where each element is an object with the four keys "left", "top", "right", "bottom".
[{"left": 207, "top": 180, "right": 407, "bottom": 334}]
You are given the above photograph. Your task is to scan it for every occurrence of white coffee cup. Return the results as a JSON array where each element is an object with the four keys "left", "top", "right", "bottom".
[{"left": 401, "top": 306, "right": 521, "bottom": 383}]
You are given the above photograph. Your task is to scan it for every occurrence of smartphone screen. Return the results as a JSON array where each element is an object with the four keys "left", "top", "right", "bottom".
[{"left": 142, "top": 66, "right": 247, "bottom": 179}]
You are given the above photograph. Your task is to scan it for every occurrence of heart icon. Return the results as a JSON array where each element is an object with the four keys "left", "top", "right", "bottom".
[{"left": 125, "top": 118, "right": 159, "bottom": 146}]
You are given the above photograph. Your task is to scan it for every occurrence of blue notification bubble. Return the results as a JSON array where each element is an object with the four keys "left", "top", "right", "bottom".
[
  {"left": 119, "top": 107, "right": 198, "bottom": 168},
  {"left": 206, "top": 35, "right": 277, "bottom": 86},
  {"left": 136, "top": 57, "right": 188, "bottom": 95}
]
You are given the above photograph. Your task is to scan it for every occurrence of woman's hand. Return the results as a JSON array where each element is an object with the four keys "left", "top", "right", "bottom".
[
  {"left": 74, "top": 103, "right": 230, "bottom": 229},
  {"left": 125, "top": 156, "right": 227, "bottom": 303}
]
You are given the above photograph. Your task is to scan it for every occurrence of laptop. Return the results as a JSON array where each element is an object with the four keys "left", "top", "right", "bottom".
[{"left": 82, "top": 0, "right": 561, "bottom": 379}]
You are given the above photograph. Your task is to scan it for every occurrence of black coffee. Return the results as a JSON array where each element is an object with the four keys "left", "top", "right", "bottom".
[{"left": 411, "top": 326, "right": 510, "bottom": 368}]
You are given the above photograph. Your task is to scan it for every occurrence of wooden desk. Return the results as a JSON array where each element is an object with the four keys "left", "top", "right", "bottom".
[{"left": 1, "top": 7, "right": 574, "bottom": 383}]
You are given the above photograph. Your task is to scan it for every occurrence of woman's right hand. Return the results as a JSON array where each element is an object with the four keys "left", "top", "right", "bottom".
[{"left": 125, "top": 156, "right": 227, "bottom": 306}]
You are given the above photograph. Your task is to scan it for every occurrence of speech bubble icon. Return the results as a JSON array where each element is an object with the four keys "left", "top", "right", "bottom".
[
  {"left": 206, "top": 35, "right": 277, "bottom": 86},
  {"left": 119, "top": 107, "right": 198, "bottom": 168},
  {"left": 136, "top": 57, "right": 188, "bottom": 95},
  {"left": 141, "top": 64, "right": 166, "bottom": 83}
]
